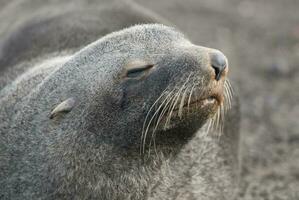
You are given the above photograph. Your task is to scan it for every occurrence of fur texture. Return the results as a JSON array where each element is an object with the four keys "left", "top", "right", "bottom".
[{"left": 0, "top": 2, "right": 240, "bottom": 200}]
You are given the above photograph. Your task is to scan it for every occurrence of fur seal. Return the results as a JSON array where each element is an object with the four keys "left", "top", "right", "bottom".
[{"left": 0, "top": 2, "right": 240, "bottom": 200}]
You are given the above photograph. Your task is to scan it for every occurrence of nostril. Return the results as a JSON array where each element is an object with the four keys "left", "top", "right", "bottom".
[{"left": 210, "top": 51, "right": 227, "bottom": 81}]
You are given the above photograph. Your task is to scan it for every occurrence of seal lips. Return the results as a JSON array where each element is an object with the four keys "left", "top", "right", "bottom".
[
  {"left": 173, "top": 84, "right": 224, "bottom": 113},
  {"left": 189, "top": 96, "right": 218, "bottom": 109}
]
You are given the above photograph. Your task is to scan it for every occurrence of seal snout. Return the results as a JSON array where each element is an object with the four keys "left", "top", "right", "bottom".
[{"left": 209, "top": 51, "right": 228, "bottom": 81}]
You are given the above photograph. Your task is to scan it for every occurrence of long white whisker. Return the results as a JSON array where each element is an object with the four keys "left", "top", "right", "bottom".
[
  {"left": 141, "top": 87, "right": 169, "bottom": 155},
  {"left": 142, "top": 101, "right": 165, "bottom": 154},
  {"left": 215, "top": 108, "right": 220, "bottom": 133},
  {"left": 165, "top": 87, "right": 182, "bottom": 128},
  {"left": 178, "top": 75, "right": 193, "bottom": 118},
  {"left": 147, "top": 91, "right": 176, "bottom": 155},
  {"left": 226, "top": 79, "right": 234, "bottom": 98},
  {"left": 154, "top": 93, "right": 176, "bottom": 132},
  {"left": 224, "top": 84, "right": 231, "bottom": 111},
  {"left": 165, "top": 74, "right": 191, "bottom": 128},
  {"left": 178, "top": 87, "right": 188, "bottom": 118},
  {"left": 187, "top": 83, "right": 196, "bottom": 113}
]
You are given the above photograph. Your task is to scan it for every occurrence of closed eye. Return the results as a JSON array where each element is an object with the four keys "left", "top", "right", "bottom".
[{"left": 126, "top": 64, "right": 154, "bottom": 78}]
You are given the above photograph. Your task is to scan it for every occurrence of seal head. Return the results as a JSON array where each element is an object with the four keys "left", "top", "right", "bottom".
[
  {"left": 44, "top": 24, "right": 230, "bottom": 156},
  {"left": 0, "top": 24, "right": 235, "bottom": 199}
]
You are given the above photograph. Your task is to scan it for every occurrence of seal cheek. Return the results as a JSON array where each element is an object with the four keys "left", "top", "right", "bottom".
[
  {"left": 106, "top": 87, "right": 126, "bottom": 109},
  {"left": 119, "top": 85, "right": 146, "bottom": 110},
  {"left": 120, "top": 89, "right": 128, "bottom": 109}
]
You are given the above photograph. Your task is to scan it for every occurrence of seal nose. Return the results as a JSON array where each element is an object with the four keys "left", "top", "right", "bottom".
[{"left": 210, "top": 51, "right": 227, "bottom": 81}]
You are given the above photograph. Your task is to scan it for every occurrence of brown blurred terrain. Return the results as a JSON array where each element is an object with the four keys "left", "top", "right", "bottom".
[{"left": 134, "top": 0, "right": 299, "bottom": 199}]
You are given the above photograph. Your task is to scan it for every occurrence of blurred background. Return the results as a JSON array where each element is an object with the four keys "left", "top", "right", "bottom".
[
  {"left": 133, "top": 0, "right": 299, "bottom": 199},
  {"left": 1, "top": 0, "right": 298, "bottom": 199}
]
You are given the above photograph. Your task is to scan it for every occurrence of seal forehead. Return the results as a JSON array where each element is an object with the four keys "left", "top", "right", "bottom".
[
  {"left": 111, "top": 24, "right": 186, "bottom": 43},
  {"left": 77, "top": 24, "right": 189, "bottom": 58}
]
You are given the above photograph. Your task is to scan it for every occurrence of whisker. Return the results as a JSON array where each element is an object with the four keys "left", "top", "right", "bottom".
[
  {"left": 148, "top": 91, "right": 176, "bottom": 156},
  {"left": 164, "top": 86, "right": 183, "bottom": 128},
  {"left": 163, "top": 84, "right": 183, "bottom": 129},
  {"left": 142, "top": 77, "right": 234, "bottom": 157},
  {"left": 187, "top": 83, "right": 196, "bottom": 113},
  {"left": 178, "top": 86, "right": 189, "bottom": 118},
  {"left": 219, "top": 105, "right": 225, "bottom": 136},
  {"left": 226, "top": 79, "right": 234, "bottom": 98},
  {"left": 224, "top": 84, "right": 231, "bottom": 111},
  {"left": 211, "top": 114, "right": 216, "bottom": 133},
  {"left": 165, "top": 74, "right": 191, "bottom": 128},
  {"left": 205, "top": 118, "right": 213, "bottom": 136},
  {"left": 216, "top": 108, "right": 220, "bottom": 132},
  {"left": 142, "top": 99, "right": 166, "bottom": 155},
  {"left": 178, "top": 74, "right": 193, "bottom": 118},
  {"left": 141, "top": 87, "right": 169, "bottom": 155}
]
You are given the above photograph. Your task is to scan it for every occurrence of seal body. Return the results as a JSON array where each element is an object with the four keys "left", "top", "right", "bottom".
[{"left": 0, "top": 1, "right": 240, "bottom": 200}]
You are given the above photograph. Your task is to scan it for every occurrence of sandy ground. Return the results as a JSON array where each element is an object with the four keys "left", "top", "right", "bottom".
[{"left": 134, "top": 0, "right": 299, "bottom": 199}]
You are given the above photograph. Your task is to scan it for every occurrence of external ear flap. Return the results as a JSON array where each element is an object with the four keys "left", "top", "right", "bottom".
[{"left": 50, "top": 97, "right": 76, "bottom": 119}]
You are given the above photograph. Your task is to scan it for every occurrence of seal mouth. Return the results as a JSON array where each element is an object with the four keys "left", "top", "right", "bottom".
[
  {"left": 172, "top": 88, "right": 223, "bottom": 113},
  {"left": 186, "top": 93, "right": 222, "bottom": 110}
]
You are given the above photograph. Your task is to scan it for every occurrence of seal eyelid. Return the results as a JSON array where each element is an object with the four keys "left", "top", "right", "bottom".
[{"left": 126, "top": 64, "right": 154, "bottom": 78}]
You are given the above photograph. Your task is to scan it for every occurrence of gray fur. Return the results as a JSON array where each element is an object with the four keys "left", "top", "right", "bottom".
[
  {"left": 0, "top": 0, "right": 167, "bottom": 72},
  {"left": 0, "top": 2, "right": 240, "bottom": 200}
]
